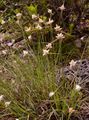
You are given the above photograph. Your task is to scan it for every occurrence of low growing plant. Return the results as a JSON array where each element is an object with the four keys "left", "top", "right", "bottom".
[{"left": 0, "top": 51, "right": 84, "bottom": 120}]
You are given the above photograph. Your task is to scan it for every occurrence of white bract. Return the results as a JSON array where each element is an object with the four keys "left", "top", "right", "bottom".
[
  {"left": 5, "top": 101, "right": 11, "bottom": 107},
  {"left": 1, "top": 20, "right": 5, "bottom": 24},
  {"left": 43, "top": 49, "right": 49, "bottom": 56},
  {"left": 39, "top": 18, "right": 44, "bottom": 23},
  {"left": 46, "top": 18, "right": 53, "bottom": 25},
  {"left": 32, "top": 14, "right": 38, "bottom": 20},
  {"left": 69, "top": 107, "right": 75, "bottom": 113},
  {"left": 75, "top": 84, "right": 81, "bottom": 91},
  {"left": 59, "top": 4, "right": 65, "bottom": 11},
  {"left": 2, "top": 50, "right": 7, "bottom": 55},
  {"left": 23, "top": 50, "right": 28, "bottom": 56},
  {"left": 54, "top": 24, "right": 62, "bottom": 32},
  {"left": 69, "top": 60, "right": 76, "bottom": 69},
  {"left": 56, "top": 33, "right": 65, "bottom": 39},
  {"left": 49, "top": 92, "right": 55, "bottom": 97},
  {"left": 36, "top": 24, "right": 42, "bottom": 30},
  {"left": 28, "top": 35, "right": 32, "bottom": 40},
  {"left": 25, "top": 27, "right": 31, "bottom": 32},
  {"left": 46, "top": 43, "right": 52, "bottom": 49},
  {"left": 48, "top": 9, "right": 52, "bottom": 14}
]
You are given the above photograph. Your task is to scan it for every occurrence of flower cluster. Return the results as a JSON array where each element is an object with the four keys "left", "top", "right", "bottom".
[
  {"left": 43, "top": 10, "right": 65, "bottom": 56},
  {"left": 23, "top": 9, "right": 54, "bottom": 47},
  {"left": 1, "top": 5, "right": 65, "bottom": 58},
  {"left": 43, "top": 43, "right": 52, "bottom": 56},
  {"left": 6, "top": 8, "right": 65, "bottom": 57}
]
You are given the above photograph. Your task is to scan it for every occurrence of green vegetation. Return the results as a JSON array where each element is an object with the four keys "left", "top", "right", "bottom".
[{"left": 0, "top": 0, "right": 89, "bottom": 120}]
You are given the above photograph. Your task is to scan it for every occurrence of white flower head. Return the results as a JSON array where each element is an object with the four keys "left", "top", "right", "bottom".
[
  {"left": 32, "top": 14, "right": 38, "bottom": 20},
  {"left": 69, "top": 107, "right": 75, "bottom": 113},
  {"left": 43, "top": 49, "right": 49, "bottom": 56},
  {"left": 75, "top": 84, "right": 81, "bottom": 91},
  {"left": 46, "top": 18, "right": 54, "bottom": 25},
  {"left": 54, "top": 24, "right": 62, "bottom": 32},
  {"left": 59, "top": 4, "right": 65, "bottom": 11},
  {"left": 39, "top": 18, "right": 44, "bottom": 23},
  {"left": 46, "top": 43, "right": 52, "bottom": 49},
  {"left": 28, "top": 35, "right": 32, "bottom": 41},
  {"left": 1, "top": 19, "right": 5, "bottom": 24},
  {"left": 48, "top": 9, "right": 52, "bottom": 14},
  {"left": 16, "top": 119, "right": 19, "bottom": 120},
  {"left": 25, "top": 27, "right": 31, "bottom": 32},
  {"left": 16, "top": 13, "right": 22, "bottom": 20},
  {"left": 80, "top": 36, "right": 85, "bottom": 41},
  {"left": 23, "top": 50, "right": 28, "bottom": 57},
  {"left": 49, "top": 92, "right": 55, "bottom": 97},
  {"left": 56, "top": 33, "right": 65, "bottom": 39},
  {"left": 36, "top": 24, "right": 42, "bottom": 30},
  {"left": 69, "top": 60, "right": 76, "bottom": 69},
  {"left": 0, "top": 95, "right": 4, "bottom": 101},
  {"left": 5, "top": 101, "right": 11, "bottom": 107}
]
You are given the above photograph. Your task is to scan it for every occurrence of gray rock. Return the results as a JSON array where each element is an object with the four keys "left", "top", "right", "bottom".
[{"left": 57, "top": 59, "right": 89, "bottom": 89}]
